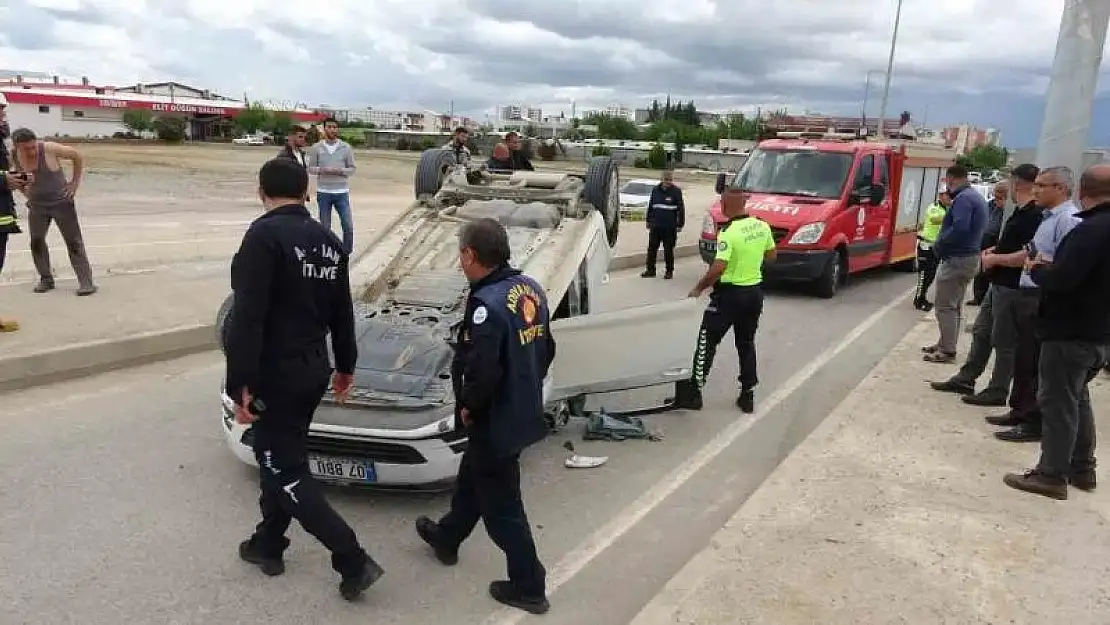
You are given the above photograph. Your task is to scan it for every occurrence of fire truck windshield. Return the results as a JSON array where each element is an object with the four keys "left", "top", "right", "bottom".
[{"left": 732, "top": 149, "right": 853, "bottom": 199}]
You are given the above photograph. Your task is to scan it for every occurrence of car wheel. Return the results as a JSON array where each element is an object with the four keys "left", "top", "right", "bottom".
[{"left": 814, "top": 249, "right": 846, "bottom": 299}]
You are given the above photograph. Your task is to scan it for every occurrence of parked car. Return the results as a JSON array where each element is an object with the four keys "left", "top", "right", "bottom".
[
  {"left": 232, "top": 134, "right": 267, "bottom": 145},
  {"left": 700, "top": 135, "right": 957, "bottom": 298},
  {"left": 618, "top": 178, "right": 656, "bottom": 221}
]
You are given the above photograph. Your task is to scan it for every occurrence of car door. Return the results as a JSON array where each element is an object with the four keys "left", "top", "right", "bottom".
[
  {"left": 545, "top": 297, "right": 704, "bottom": 403},
  {"left": 846, "top": 153, "right": 886, "bottom": 270}
]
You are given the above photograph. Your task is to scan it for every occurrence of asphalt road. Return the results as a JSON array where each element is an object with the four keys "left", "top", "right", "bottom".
[{"left": 0, "top": 258, "right": 920, "bottom": 625}]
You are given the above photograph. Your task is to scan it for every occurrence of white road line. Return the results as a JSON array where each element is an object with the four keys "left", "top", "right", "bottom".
[{"left": 482, "top": 285, "right": 915, "bottom": 625}]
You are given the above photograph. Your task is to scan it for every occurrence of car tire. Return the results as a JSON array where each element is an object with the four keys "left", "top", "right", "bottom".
[
  {"left": 813, "top": 248, "right": 846, "bottom": 299},
  {"left": 414, "top": 149, "right": 457, "bottom": 199},
  {"left": 584, "top": 155, "right": 621, "bottom": 247},
  {"left": 216, "top": 293, "right": 234, "bottom": 355}
]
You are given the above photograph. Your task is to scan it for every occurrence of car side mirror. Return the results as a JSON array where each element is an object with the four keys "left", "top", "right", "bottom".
[
  {"left": 847, "top": 190, "right": 861, "bottom": 206},
  {"left": 715, "top": 172, "right": 728, "bottom": 195},
  {"left": 869, "top": 184, "right": 886, "bottom": 205}
]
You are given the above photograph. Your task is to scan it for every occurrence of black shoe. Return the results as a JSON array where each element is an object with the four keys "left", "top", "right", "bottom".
[
  {"left": 238, "top": 540, "right": 285, "bottom": 577},
  {"left": 669, "top": 379, "right": 703, "bottom": 411},
  {"left": 488, "top": 580, "right": 550, "bottom": 615},
  {"left": 985, "top": 412, "right": 1024, "bottom": 427},
  {"left": 920, "top": 302, "right": 934, "bottom": 312},
  {"left": 1069, "top": 470, "right": 1097, "bottom": 492},
  {"left": 961, "top": 390, "right": 1007, "bottom": 407},
  {"left": 76, "top": 285, "right": 98, "bottom": 296},
  {"left": 640, "top": 270, "right": 656, "bottom": 278},
  {"left": 1003, "top": 470, "right": 1067, "bottom": 500},
  {"left": 736, "top": 390, "right": 754, "bottom": 414},
  {"left": 930, "top": 379, "right": 975, "bottom": 395},
  {"left": 995, "top": 425, "right": 1042, "bottom": 443},
  {"left": 33, "top": 279, "right": 55, "bottom": 294},
  {"left": 415, "top": 516, "right": 458, "bottom": 566},
  {"left": 663, "top": 271, "right": 674, "bottom": 280},
  {"left": 339, "top": 558, "right": 385, "bottom": 601},
  {"left": 913, "top": 299, "right": 933, "bottom": 312}
]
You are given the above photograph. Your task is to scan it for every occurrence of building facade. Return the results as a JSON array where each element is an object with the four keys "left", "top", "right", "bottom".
[
  {"left": 941, "top": 124, "right": 1001, "bottom": 154},
  {"left": 0, "top": 76, "right": 322, "bottom": 139},
  {"left": 498, "top": 104, "right": 543, "bottom": 122}
]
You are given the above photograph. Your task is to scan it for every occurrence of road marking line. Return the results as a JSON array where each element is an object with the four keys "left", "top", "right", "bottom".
[{"left": 482, "top": 285, "right": 915, "bottom": 625}]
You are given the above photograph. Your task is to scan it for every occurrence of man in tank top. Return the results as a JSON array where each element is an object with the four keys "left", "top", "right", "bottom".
[{"left": 9, "top": 128, "right": 96, "bottom": 295}]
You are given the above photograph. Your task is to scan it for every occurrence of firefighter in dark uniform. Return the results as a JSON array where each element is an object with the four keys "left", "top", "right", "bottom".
[
  {"left": 641, "top": 169, "right": 686, "bottom": 280},
  {"left": 673, "top": 191, "right": 776, "bottom": 413},
  {"left": 1, "top": 114, "right": 27, "bottom": 332},
  {"left": 227, "top": 158, "right": 383, "bottom": 601},
  {"left": 414, "top": 217, "right": 555, "bottom": 616}
]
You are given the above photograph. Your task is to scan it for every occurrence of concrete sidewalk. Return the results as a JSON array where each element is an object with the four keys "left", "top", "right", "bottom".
[{"left": 630, "top": 320, "right": 1110, "bottom": 625}]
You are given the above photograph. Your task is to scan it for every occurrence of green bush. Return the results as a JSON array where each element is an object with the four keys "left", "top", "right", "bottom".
[
  {"left": 591, "top": 145, "right": 613, "bottom": 156},
  {"left": 153, "top": 116, "right": 188, "bottom": 143},
  {"left": 647, "top": 143, "right": 667, "bottom": 169},
  {"left": 420, "top": 138, "right": 438, "bottom": 150},
  {"left": 396, "top": 137, "right": 410, "bottom": 150},
  {"left": 633, "top": 157, "right": 650, "bottom": 169}
]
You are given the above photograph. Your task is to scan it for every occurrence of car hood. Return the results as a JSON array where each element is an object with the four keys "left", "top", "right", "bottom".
[
  {"left": 323, "top": 318, "right": 455, "bottom": 411},
  {"left": 709, "top": 193, "right": 838, "bottom": 226},
  {"left": 620, "top": 193, "right": 649, "bottom": 206}
]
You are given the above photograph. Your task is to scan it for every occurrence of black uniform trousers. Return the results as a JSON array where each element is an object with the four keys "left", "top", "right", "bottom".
[
  {"left": 247, "top": 354, "right": 368, "bottom": 578},
  {"left": 692, "top": 284, "right": 764, "bottom": 391},
  {"left": 914, "top": 244, "right": 939, "bottom": 304},
  {"left": 436, "top": 441, "right": 546, "bottom": 596},
  {"left": 646, "top": 227, "right": 678, "bottom": 274},
  {"left": 1007, "top": 289, "right": 1042, "bottom": 429},
  {"left": 0, "top": 232, "right": 8, "bottom": 276}
]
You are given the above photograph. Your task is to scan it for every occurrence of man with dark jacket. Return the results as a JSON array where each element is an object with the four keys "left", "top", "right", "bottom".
[
  {"left": 0, "top": 112, "right": 27, "bottom": 332},
  {"left": 923, "top": 165, "right": 988, "bottom": 363},
  {"left": 228, "top": 158, "right": 383, "bottom": 600},
  {"left": 969, "top": 182, "right": 1009, "bottom": 305},
  {"left": 1003, "top": 164, "right": 1110, "bottom": 500},
  {"left": 276, "top": 125, "right": 310, "bottom": 202},
  {"left": 641, "top": 169, "right": 686, "bottom": 279},
  {"left": 414, "top": 217, "right": 555, "bottom": 615}
]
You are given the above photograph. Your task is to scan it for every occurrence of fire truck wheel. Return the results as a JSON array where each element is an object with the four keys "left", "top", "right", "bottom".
[{"left": 813, "top": 248, "right": 846, "bottom": 299}]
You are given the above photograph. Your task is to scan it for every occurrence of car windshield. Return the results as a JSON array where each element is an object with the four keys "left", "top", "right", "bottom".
[
  {"left": 732, "top": 149, "right": 852, "bottom": 199},
  {"left": 621, "top": 182, "right": 654, "bottom": 196}
]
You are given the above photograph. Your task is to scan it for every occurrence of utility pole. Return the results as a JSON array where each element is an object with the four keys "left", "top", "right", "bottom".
[
  {"left": 876, "top": 0, "right": 904, "bottom": 141},
  {"left": 1035, "top": 0, "right": 1110, "bottom": 177}
]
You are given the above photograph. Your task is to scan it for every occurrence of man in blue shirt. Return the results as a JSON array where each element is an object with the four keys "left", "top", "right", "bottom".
[{"left": 924, "top": 165, "right": 989, "bottom": 363}]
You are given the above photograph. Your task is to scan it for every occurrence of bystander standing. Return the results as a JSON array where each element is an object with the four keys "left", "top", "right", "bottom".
[
  {"left": 923, "top": 165, "right": 988, "bottom": 363},
  {"left": 1003, "top": 164, "right": 1110, "bottom": 500},
  {"left": 307, "top": 118, "right": 357, "bottom": 254},
  {"left": 969, "top": 181, "right": 1009, "bottom": 305}
]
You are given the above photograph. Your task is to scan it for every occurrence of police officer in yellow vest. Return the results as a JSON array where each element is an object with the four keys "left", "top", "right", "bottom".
[
  {"left": 913, "top": 190, "right": 950, "bottom": 311},
  {"left": 673, "top": 191, "right": 776, "bottom": 413}
]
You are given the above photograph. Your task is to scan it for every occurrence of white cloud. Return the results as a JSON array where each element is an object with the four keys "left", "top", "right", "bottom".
[{"left": 2, "top": 0, "right": 1108, "bottom": 145}]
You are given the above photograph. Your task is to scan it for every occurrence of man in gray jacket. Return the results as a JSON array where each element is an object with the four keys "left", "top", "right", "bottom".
[{"left": 307, "top": 118, "right": 356, "bottom": 253}]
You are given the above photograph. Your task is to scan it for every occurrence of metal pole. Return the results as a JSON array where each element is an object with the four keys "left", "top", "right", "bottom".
[
  {"left": 1034, "top": 0, "right": 1110, "bottom": 177},
  {"left": 861, "top": 72, "right": 872, "bottom": 133},
  {"left": 876, "top": 0, "right": 904, "bottom": 140}
]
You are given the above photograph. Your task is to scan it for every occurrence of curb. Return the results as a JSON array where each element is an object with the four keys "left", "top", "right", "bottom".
[
  {"left": 0, "top": 247, "right": 700, "bottom": 393},
  {"left": 0, "top": 325, "right": 217, "bottom": 393}
]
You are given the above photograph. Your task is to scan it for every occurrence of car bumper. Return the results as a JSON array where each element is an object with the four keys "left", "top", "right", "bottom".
[
  {"left": 220, "top": 399, "right": 463, "bottom": 488},
  {"left": 763, "top": 250, "right": 834, "bottom": 281}
]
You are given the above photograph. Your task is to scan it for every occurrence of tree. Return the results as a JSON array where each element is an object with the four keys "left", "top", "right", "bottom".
[
  {"left": 523, "top": 123, "right": 538, "bottom": 137},
  {"left": 647, "top": 142, "right": 667, "bottom": 169},
  {"left": 152, "top": 116, "right": 188, "bottom": 143},
  {"left": 234, "top": 101, "right": 272, "bottom": 135},
  {"left": 121, "top": 109, "right": 154, "bottom": 135},
  {"left": 265, "top": 111, "right": 295, "bottom": 139},
  {"left": 962, "top": 144, "right": 1009, "bottom": 172},
  {"left": 582, "top": 113, "right": 639, "bottom": 140}
]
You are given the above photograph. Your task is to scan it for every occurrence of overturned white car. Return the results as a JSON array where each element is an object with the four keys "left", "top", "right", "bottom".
[{"left": 216, "top": 151, "right": 701, "bottom": 488}]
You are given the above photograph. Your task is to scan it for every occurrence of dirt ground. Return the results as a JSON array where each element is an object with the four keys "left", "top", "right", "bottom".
[{"left": 1, "top": 143, "right": 715, "bottom": 283}]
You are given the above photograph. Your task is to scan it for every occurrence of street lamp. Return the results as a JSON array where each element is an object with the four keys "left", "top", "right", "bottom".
[{"left": 876, "top": 0, "right": 905, "bottom": 140}]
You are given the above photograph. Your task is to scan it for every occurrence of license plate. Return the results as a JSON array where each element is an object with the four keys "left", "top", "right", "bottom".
[{"left": 309, "top": 455, "right": 377, "bottom": 483}]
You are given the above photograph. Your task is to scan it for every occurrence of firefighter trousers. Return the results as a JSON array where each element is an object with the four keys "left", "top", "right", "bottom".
[
  {"left": 246, "top": 364, "right": 369, "bottom": 578},
  {"left": 691, "top": 285, "right": 764, "bottom": 391},
  {"left": 437, "top": 444, "right": 546, "bottom": 596}
]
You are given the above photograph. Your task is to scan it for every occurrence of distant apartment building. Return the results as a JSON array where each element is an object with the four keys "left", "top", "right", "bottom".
[
  {"left": 942, "top": 124, "right": 1001, "bottom": 154},
  {"left": 499, "top": 104, "right": 543, "bottom": 122},
  {"left": 634, "top": 108, "right": 652, "bottom": 123},
  {"left": 604, "top": 105, "right": 633, "bottom": 120},
  {"left": 315, "top": 106, "right": 475, "bottom": 132}
]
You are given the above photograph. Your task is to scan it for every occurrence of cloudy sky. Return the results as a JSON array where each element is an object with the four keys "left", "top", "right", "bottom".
[{"left": 2, "top": 0, "right": 1108, "bottom": 147}]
